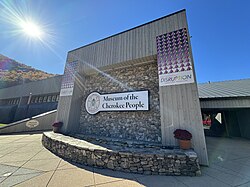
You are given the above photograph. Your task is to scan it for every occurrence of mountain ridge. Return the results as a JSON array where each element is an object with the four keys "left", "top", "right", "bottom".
[{"left": 0, "top": 54, "right": 56, "bottom": 88}]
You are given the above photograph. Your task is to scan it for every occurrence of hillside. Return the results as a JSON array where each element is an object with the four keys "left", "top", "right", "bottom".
[{"left": 0, "top": 54, "right": 55, "bottom": 88}]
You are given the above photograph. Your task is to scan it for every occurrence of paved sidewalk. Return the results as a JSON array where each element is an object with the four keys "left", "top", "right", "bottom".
[{"left": 0, "top": 133, "right": 250, "bottom": 187}]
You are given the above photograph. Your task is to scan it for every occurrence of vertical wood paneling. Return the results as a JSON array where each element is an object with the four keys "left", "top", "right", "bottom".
[
  {"left": 109, "top": 36, "right": 113, "bottom": 65},
  {"left": 104, "top": 39, "right": 108, "bottom": 66},
  {"left": 100, "top": 40, "right": 104, "bottom": 66},
  {"left": 120, "top": 34, "right": 124, "bottom": 64},
  {"left": 144, "top": 24, "right": 149, "bottom": 58},
  {"left": 160, "top": 11, "right": 175, "bottom": 146},
  {"left": 69, "top": 11, "right": 189, "bottom": 68},
  {"left": 142, "top": 25, "right": 146, "bottom": 58},
  {"left": 128, "top": 28, "right": 132, "bottom": 61},
  {"left": 158, "top": 11, "right": 208, "bottom": 165},
  {"left": 111, "top": 36, "right": 116, "bottom": 64},
  {"left": 149, "top": 21, "right": 156, "bottom": 55},
  {"left": 134, "top": 27, "right": 139, "bottom": 60},
  {"left": 117, "top": 34, "right": 121, "bottom": 64}
]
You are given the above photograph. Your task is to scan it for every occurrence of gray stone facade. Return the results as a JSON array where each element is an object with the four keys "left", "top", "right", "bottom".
[
  {"left": 42, "top": 132, "right": 201, "bottom": 176},
  {"left": 79, "top": 62, "right": 161, "bottom": 143}
]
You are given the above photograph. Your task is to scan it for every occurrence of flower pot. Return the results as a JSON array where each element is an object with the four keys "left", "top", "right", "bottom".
[
  {"left": 53, "top": 126, "right": 60, "bottom": 133},
  {"left": 179, "top": 139, "right": 191, "bottom": 150}
]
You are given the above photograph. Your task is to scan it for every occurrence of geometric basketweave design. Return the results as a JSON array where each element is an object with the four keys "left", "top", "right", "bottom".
[
  {"left": 61, "top": 61, "right": 79, "bottom": 89},
  {"left": 156, "top": 28, "right": 192, "bottom": 75}
]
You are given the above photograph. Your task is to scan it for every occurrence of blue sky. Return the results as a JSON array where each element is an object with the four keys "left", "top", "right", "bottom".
[{"left": 0, "top": 0, "right": 249, "bottom": 83}]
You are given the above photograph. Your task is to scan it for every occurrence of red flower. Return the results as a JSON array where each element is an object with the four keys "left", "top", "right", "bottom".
[
  {"left": 52, "top": 121, "right": 63, "bottom": 127},
  {"left": 173, "top": 129, "right": 192, "bottom": 140}
]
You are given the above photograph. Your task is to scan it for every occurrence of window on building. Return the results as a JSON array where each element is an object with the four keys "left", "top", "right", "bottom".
[
  {"left": 38, "top": 97, "right": 43, "bottom": 103},
  {"left": 31, "top": 97, "right": 35, "bottom": 103},
  {"left": 34, "top": 97, "right": 39, "bottom": 103},
  {"left": 14, "top": 99, "right": 19, "bottom": 105},
  {"left": 52, "top": 95, "right": 56, "bottom": 102},
  {"left": 47, "top": 96, "right": 52, "bottom": 102},
  {"left": 43, "top": 96, "right": 48, "bottom": 102}
]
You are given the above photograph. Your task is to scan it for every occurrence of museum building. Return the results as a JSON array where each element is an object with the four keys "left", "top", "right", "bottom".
[
  {"left": 1, "top": 10, "right": 250, "bottom": 169},
  {"left": 55, "top": 9, "right": 209, "bottom": 166}
]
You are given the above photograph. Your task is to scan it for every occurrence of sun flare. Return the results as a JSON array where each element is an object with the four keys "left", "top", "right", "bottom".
[{"left": 20, "top": 21, "right": 43, "bottom": 39}]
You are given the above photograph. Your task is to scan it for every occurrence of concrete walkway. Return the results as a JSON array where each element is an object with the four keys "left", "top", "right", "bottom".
[{"left": 0, "top": 133, "right": 250, "bottom": 187}]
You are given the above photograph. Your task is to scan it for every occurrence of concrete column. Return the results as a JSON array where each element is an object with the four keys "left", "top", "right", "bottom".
[
  {"left": 56, "top": 57, "right": 84, "bottom": 134},
  {"left": 159, "top": 12, "right": 208, "bottom": 166}
]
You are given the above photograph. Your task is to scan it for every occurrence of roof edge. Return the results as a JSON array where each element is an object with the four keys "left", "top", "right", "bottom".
[
  {"left": 199, "top": 95, "right": 250, "bottom": 100},
  {"left": 199, "top": 78, "right": 250, "bottom": 85},
  {"left": 68, "top": 9, "right": 186, "bottom": 53}
]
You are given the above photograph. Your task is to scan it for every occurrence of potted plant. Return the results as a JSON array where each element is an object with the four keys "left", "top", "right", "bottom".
[
  {"left": 52, "top": 121, "right": 63, "bottom": 133},
  {"left": 173, "top": 129, "right": 192, "bottom": 150}
]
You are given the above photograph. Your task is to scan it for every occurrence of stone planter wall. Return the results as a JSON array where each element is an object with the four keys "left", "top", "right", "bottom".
[{"left": 42, "top": 132, "right": 201, "bottom": 176}]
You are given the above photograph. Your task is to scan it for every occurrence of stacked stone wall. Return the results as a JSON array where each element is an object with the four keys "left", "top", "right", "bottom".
[
  {"left": 42, "top": 132, "right": 201, "bottom": 176},
  {"left": 79, "top": 62, "right": 161, "bottom": 143}
]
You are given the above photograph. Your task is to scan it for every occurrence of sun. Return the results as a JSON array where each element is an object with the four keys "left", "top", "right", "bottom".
[{"left": 20, "top": 20, "right": 43, "bottom": 39}]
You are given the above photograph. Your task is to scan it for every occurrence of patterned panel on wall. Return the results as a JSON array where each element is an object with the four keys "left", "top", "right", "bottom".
[
  {"left": 60, "top": 61, "right": 79, "bottom": 96},
  {"left": 156, "top": 28, "right": 194, "bottom": 86}
]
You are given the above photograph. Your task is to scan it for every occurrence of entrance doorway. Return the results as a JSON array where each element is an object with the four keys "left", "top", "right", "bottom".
[{"left": 202, "top": 109, "right": 250, "bottom": 139}]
